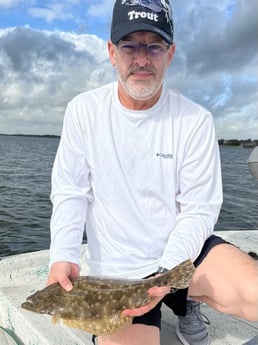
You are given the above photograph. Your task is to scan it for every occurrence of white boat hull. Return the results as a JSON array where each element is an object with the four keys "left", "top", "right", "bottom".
[{"left": 0, "top": 231, "right": 257, "bottom": 345}]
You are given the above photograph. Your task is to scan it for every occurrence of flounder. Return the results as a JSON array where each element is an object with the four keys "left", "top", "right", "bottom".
[{"left": 21, "top": 259, "right": 195, "bottom": 336}]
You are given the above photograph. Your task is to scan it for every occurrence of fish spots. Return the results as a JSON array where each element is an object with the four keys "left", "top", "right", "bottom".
[{"left": 21, "top": 259, "right": 195, "bottom": 335}]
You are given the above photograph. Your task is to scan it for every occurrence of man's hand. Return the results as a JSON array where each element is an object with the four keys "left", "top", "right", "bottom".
[
  {"left": 122, "top": 285, "right": 170, "bottom": 317},
  {"left": 47, "top": 261, "right": 80, "bottom": 291}
]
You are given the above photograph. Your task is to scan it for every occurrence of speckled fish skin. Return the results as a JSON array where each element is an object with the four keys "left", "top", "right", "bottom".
[{"left": 21, "top": 259, "right": 195, "bottom": 336}]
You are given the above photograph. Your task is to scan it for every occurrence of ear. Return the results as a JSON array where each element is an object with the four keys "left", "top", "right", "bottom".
[
  {"left": 166, "top": 43, "right": 176, "bottom": 68},
  {"left": 108, "top": 40, "right": 117, "bottom": 66}
]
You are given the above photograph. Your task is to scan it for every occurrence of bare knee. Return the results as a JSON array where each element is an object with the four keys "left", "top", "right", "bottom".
[
  {"left": 237, "top": 255, "right": 258, "bottom": 321},
  {"left": 240, "top": 273, "right": 258, "bottom": 321},
  {"left": 189, "top": 244, "right": 258, "bottom": 321}
]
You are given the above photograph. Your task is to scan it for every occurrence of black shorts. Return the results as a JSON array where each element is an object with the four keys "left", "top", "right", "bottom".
[{"left": 132, "top": 234, "right": 229, "bottom": 329}]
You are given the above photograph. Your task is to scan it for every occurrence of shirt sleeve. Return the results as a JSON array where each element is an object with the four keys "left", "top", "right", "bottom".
[
  {"left": 49, "top": 101, "right": 93, "bottom": 268},
  {"left": 159, "top": 111, "right": 223, "bottom": 269}
]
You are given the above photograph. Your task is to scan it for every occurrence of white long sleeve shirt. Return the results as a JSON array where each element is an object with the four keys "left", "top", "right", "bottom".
[{"left": 50, "top": 81, "right": 222, "bottom": 278}]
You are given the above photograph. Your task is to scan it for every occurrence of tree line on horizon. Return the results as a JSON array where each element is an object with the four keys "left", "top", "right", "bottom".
[{"left": 218, "top": 139, "right": 257, "bottom": 147}]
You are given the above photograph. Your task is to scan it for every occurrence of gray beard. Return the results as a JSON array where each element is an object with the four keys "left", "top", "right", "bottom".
[{"left": 118, "top": 75, "right": 163, "bottom": 101}]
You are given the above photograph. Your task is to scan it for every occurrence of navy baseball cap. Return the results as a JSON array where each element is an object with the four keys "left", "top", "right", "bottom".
[{"left": 111, "top": 0, "right": 174, "bottom": 45}]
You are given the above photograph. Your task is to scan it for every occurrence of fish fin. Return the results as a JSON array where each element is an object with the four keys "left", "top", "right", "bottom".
[
  {"left": 51, "top": 315, "right": 61, "bottom": 325},
  {"left": 164, "top": 259, "right": 195, "bottom": 289},
  {"left": 58, "top": 314, "right": 132, "bottom": 336}
]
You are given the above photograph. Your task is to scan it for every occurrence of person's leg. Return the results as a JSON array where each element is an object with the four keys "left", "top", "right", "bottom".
[
  {"left": 189, "top": 243, "right": 258, "bottom": 321},
  {"left": 98, "top": 324, "right": 160, "bottom": 345}
]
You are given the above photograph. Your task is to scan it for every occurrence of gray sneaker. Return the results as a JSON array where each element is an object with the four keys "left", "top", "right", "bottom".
[{"left": 176, "top": 301, "right": 210, "bottom": 345}]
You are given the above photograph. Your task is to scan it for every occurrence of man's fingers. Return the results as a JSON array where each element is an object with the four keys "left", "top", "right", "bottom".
[
  {"left": 47, "top": 261, "right": 79, "bottom": 291},
  {"left": 122, "top": 297, "right": 161, "bottom": 317},
  {"left": 47, "top": 273, "right": 73, "bottom": 291},
  {"left": 122, "top": 286, "right": 170, "bottom": 317},
  {"left": 148, "top": 286, "right": 170, "bottom": 297},
  {"left": 122, "top": 304, "right": 153, "bottom": 317},
  {"left": 59, "top": 276, "right": 73, "bottom": 291}
]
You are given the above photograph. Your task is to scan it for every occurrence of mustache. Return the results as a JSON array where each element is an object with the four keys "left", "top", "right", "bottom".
[{"left": 128, "top": 66, "right": 156, "bottom": 75}]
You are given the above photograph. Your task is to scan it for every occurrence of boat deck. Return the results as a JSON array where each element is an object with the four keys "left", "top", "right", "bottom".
[{"left": 0, "top": 230, "right": 257, "bottom": 345}]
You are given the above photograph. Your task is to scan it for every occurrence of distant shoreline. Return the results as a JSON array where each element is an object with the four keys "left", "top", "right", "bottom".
[
  {"left": 0, "top": 133, "right": 257, "bottom": 147},
  {"left": 0, "top": 133, "right": 60, "bottom": 139},
  {"left": 218, "top": 139, "right": 257, "bottom": 148}
]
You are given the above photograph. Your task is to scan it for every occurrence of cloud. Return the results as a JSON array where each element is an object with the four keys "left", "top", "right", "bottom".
[
  {"left": 173, "top": 0, "right": 258, "bottom": 74},
  {"left": 0, "top": 0, "right": 35, "bottom": 9},
  {"left": 166, "top": 0, "right": 258, "bottom": 139},
  {"left": 0, "top": 27, "right": 115, "bottom": 134},
  {"left": 86, "top": 0, "right": 114, "bottom": 17},
  {"left": 0, "top": 0, "right": 257, "bottom": 139},
  {"left": 0, "top": 0, "right": 20, "bottom": 8},
  {"left": 28, "top": 3, "right": 75, "bottom": 23}
]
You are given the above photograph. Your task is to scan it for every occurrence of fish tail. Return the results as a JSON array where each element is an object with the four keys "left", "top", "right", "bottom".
[{"left": 162, "top": 259, "right": 195, "bottom": 289}]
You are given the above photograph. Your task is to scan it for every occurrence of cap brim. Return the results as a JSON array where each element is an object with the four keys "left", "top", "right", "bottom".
[{"left": 111, "top": 22, "right": 173, "bottom": 45}]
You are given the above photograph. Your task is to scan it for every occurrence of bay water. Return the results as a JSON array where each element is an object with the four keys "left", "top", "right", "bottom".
[{"left": 0, "top": 135, "right": 257, "bottom": 258}]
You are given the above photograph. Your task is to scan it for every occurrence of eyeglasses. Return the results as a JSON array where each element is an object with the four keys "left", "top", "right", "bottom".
[{"left": 117, "top": 41, "right": 170, "bottom": 59}]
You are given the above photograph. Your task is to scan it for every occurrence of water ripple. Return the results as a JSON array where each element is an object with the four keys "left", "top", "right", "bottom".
[{"left": 0, "top": 136, "right": 257, "bottom": 257}]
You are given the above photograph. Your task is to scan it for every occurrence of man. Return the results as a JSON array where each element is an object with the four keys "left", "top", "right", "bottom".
[{"left": 47, "top": 1, "right": 258, "bottom": 345}]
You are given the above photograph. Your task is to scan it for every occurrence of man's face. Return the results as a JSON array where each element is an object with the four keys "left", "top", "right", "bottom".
[{"left": 108, "top": 31, "right": 175, "bottom": 105}]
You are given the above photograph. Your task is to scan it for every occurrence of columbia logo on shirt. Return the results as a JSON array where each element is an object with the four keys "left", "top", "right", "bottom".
[{"left": 156, "top": 153, "right": 173, "bottom": 159}]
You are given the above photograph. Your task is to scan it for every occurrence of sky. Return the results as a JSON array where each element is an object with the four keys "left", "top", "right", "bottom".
[{"left": 0, "top": 0, "right": 257, "bottom": 139}]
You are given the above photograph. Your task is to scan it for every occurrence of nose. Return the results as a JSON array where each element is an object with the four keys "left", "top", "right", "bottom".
[{"left": 133, "top": 46, "right": 150, "bottom": 66}]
